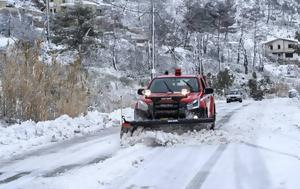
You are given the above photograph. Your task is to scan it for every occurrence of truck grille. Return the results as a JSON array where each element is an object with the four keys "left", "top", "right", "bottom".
[
  {"left": 153, "top": 102, "right": 185, "bottom": 118},
  {"left": 155, "top": 103, "right": 179, "bottom": 109},
  {"left": 147, "top": 96, "right": 187, "bottom": 119}
]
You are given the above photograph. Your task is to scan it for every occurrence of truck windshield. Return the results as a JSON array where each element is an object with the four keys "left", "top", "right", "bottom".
[
  {"left": 149, "top": 77, "right": 199, "bottom": 93},
  {"left": 229, "top": 91, "right": 239, "bottom": 95}
]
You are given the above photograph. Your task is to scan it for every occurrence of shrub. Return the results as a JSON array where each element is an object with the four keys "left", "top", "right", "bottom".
[
  {"left": 248, "top": 73, "right": 264, "bottom": 100},
  {"left": 0, "top": 41, "right": 89, "bottom": 122}
]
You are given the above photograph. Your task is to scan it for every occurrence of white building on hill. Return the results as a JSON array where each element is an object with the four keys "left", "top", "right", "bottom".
[{"left": 263, "top": 38, "right": 300, "bottom": 63}]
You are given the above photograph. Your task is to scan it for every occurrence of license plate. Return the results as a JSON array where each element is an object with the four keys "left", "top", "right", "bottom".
[
  {"left": 168, "top": 120, "right": 178, "bottom": 123},
  {"left": 160, "top": 117, "right": 169, "bottom": 120}
]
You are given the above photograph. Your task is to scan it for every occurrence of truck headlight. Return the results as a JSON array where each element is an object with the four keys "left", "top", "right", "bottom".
[
  {"left": 144, "top": 89, "right": 151, "bottom": 97},
  {"left": 181, "top": 88, "right": 189, "bottom": 96},
  {"left": 187, "top": 99, "right": 199, "bottom": 110}
]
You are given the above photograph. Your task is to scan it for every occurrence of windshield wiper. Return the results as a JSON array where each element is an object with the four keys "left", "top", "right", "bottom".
[
  {"left": 183, "top": 80, "right": 194, "bottom": 92},
  {"left": 163, "top": 81, "right": 173, "bottom": 92}
]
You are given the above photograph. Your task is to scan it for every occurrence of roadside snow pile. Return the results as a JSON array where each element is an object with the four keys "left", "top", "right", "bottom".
[
  {"left": 122, "top": 129, "right": 248, "bottom": 147},
  {"left": 109, "top": 107, "right": 134, "bottom": 121},
  {"left": 0, "top": 109, "right": 132, "bottom": 160}
]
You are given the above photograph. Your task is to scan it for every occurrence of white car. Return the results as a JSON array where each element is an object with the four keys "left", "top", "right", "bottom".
[{"left": 226, "top": 90, "right": 242, "bottom": 103}]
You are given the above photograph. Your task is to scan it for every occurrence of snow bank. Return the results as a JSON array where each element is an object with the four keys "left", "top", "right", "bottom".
[{"left": 0, "top": 109, "right": 133, "bottom": 160}]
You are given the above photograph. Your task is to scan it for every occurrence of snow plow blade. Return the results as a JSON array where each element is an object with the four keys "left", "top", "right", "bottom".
[
  {"left": 122, "top": 118, "right": 215, "bottom": 129},
  {"left": 120, "top": 116, "right": 216, "bottom": 137}
]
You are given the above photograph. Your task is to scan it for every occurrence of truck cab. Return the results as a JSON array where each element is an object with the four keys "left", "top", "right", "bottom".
[{"left": 135, "top": 69, "right": 215, "bottom": 120}]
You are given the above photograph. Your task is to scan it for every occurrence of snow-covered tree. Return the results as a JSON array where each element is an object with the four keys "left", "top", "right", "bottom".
[{"left": 51, "top": 5, "right": 101, "bottom": 56}]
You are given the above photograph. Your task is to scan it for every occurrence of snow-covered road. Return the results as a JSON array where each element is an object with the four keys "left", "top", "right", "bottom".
[{"left": 1, "top": 98, "right": 300, "bottom": 189}]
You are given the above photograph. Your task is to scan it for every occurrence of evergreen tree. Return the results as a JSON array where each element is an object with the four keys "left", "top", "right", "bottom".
[
  {"left": 212, "top": 68, "right": 235, "bottom": 95},
  {"left": 184, "top": 2, "right": 215, "bottom": 34},
  {"left": 51, "top": 5, "right": 101, "bottom": 53},
  {"left": 248, "top": 72, "right": 264, "bottom": 100}
]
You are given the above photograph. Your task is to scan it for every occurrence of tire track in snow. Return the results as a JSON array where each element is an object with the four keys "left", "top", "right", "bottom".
[
  {"left": 0, "top": 154, "right": 113, "bottom": 185},
  {"left": 0, "top": 172, "right": 31, "bottom": 184},
  {"left": 42, "top": 155, "right": 111, "bottom": 177},
  {"left": 216, "top": 102, "right": 250, "bottom": 129},
  {"left": 0, "top": 129, "right": 120, "bottom": 185},
  {"left": 0, "top": 127, "right": 119, "bottom": 167},
  {"left": 242, "top": 142, "right": 300, "bottom": 160},
  {"left": 185, "top": 144, "right": 228, "bottom": 189},
  {"left": 185, "top": 102, "right": 250, "bottom": 189}
]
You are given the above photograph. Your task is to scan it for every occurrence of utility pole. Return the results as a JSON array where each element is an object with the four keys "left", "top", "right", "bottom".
[
  {"left": 151, "top": 0, "right": 155, "bottom": 79},
  {"left": 46, "top": 0, "right": 50, "bottom": 42}
]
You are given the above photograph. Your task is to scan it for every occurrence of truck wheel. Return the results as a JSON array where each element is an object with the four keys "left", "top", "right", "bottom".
[
  {"left": 239, "top": 99, "right": 242, "bottom": 103},
  {"left": 226, "top": 100, "right": 230, "bottom": 103},
  {"left": 210, "top": 122, "right": 215, "bottom": 130}
]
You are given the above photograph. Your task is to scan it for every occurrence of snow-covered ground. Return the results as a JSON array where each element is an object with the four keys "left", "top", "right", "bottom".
[{"left": 1, "top": 98, "right": 300, "bottom": 189}]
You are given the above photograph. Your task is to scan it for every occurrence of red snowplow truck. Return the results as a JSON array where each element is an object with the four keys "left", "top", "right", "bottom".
[{"left": 121, "top": 69, "right": 216, "bottom": 137}]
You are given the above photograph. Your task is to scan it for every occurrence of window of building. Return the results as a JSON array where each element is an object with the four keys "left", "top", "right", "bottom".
[
  {"left": 278, "top": 54, "right": 281, "bottom": 57},
  {"left": 62, "top": 0, "right": 65, "bottom": 3},
  {"left": 286, "top": 53, "right": 293, "bottom": 58},
  {"left": 50, "top": 0, "right": 54, "bottom": 2},
  {"left": 269, "top": 45, "right": 273, "bottom": 50},
  {"left": 278, "top": 45, "right": 281, "bottom": 49},
  {"left": 288, "top": 44, "right": 293, "bottom": 48}
]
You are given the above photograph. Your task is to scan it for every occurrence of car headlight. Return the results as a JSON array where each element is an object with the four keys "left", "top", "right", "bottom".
[{"left": 187, "top": 99, "right": 199, "bottom": 110}]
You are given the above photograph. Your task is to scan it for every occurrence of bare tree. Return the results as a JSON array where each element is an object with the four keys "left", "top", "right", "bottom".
[{"left": 206, "top": 0, "right": 236, "bottom": 72}]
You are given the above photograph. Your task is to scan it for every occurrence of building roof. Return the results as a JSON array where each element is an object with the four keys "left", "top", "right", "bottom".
[{"left": 263, "top": 38, "right": 299, "bottom": 44}]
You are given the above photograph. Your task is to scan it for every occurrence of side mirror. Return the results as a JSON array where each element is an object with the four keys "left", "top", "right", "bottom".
[
  {"left": 137, "top": 88, "right": 145, "bottom": 95},
  {"left": 204, "top": 88, "right": 214, "bottom": 95}
]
